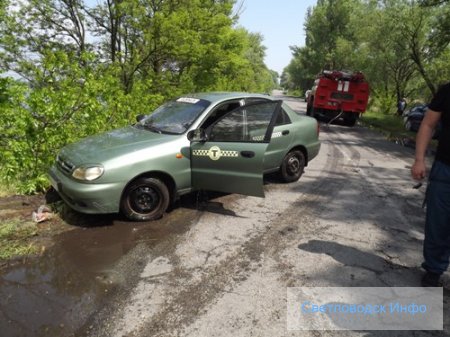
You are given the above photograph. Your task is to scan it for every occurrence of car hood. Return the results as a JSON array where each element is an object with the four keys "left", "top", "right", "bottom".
[{"left": 59, "top": 126, "right": 177, "bottom": 164}]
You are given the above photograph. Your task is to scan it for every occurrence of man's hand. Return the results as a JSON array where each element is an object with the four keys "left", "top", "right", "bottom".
[
  {"left": 411, "top": 159, "right": 427, "bottom": 181},
  {"left": 411, "top": 108, "right": 441, "bottom": 181}
]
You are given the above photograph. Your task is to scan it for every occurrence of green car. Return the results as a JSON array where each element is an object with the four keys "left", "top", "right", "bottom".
[{"left": 49, "top": 92, "right": 320, "bottom": 221}]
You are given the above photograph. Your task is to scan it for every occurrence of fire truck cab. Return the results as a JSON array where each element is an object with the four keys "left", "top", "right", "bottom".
[{"left": 306, "top": 70, "right": 369, "bottom": 126}]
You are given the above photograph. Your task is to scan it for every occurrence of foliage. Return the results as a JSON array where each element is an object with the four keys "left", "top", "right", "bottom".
[
  {"left": 283, "top": 0, "right": 450, "bottom": 114},
  {"left": 0, "top": 0, "right": 277, "bottom": 193}
]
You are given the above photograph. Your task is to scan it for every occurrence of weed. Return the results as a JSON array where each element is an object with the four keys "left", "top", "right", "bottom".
[{"left": 0, "top": 220, "right": 39, "bottom": 260}]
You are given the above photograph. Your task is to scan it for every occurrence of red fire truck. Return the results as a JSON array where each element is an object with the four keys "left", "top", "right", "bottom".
[{"left": 306, "top": 70, "right": 370, "bottom": 126}]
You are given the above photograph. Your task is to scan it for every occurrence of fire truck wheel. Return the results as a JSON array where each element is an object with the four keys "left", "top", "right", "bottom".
[
  {"left": 279, "top": 150, "right": 305, "bottom": 183},
  {"left": 344, "top": 113, "right": 357, "bottom": 126}
]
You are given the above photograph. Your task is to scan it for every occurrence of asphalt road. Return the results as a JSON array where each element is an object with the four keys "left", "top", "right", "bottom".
[{"left": 1, "top": 92, "right": 448, "bottom": 337}]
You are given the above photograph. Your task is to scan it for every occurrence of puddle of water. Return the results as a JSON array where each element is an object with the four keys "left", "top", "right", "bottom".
[{"left": 0, "top": 205, "right": 197, "bottom": 337}]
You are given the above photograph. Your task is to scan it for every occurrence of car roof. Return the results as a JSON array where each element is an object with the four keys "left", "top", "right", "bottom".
[{"left": 184, "top": 92, "right": 275, "bottom": 103}]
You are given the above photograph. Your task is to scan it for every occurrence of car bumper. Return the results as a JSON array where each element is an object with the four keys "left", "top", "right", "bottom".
[
  {"left": 49, "top": 166, "right": 124, "bottom": 214},
  {"left": 307, "top": 141, "right": 321, "bottom": 163}
]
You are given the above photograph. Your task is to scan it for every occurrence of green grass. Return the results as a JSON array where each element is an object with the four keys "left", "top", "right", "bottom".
[
  {"left": 360, "top": 110, "right": 416, "bottom": 140},
  {"left": 0, "top": 220, "right": 39, "bottom": 260}
]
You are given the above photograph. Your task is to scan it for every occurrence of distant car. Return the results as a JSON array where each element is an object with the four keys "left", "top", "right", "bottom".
[
  {"left": 49, "top": 92, "right": 321, "bottom": 221},
  {"left": 403, "top": 104, "right": 441, "bottom": 138},
  {"left": 403, "top": 104, "right": 428, "bottom": 132}
]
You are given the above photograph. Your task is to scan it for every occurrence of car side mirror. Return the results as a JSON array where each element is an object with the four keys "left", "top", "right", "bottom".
[
  {"left": 136, "top": 114, "right": 146, "bottom": 122},
  {"left": 187, "top": 129, "right": 208, "bottom": 142}
]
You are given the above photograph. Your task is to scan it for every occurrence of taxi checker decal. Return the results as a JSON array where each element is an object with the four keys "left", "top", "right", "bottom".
[
  {"left": 192, "top": 146, "right": 239, "bottom": 161},
  {"left": 252, "top": 131, "right": 283, "bottom": 141}
]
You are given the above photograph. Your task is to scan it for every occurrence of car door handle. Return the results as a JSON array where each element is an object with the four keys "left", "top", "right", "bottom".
[
  {"left": 282, "top": 130, "right": 290, "bottom": 135},
  {"left": 241, "top": 151, "right": 255, "bottom": 158}
]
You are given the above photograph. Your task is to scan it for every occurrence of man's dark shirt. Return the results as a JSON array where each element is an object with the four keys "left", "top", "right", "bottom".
[{"left": 428, "top": 82, "right": 450, "bottom": 166}]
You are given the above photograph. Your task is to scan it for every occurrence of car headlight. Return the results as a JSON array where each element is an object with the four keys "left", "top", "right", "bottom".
[{"left": 72, "top": 165, "right": 104, "bottom": 181}]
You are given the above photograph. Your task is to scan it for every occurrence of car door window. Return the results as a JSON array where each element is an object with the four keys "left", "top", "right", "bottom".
[
  {"left": 246, "top": 98, "right": 290, "bottom": 126},
  {"left": 208, "top": 102, "right": 279, "bottom": 142},
  {"left": 275, "top": 108, "right": 291, "bottom": 126},
  {"left": 200, "top": 101, "right": 241, "bottom": 130}
]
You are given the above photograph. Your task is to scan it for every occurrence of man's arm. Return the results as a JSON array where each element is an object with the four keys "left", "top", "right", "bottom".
[{"left": 411, "top": 109, "right": 441, "bottom": 180}]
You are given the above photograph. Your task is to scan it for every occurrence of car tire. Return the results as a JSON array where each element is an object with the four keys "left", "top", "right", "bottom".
[
  {"left": 279, "top": 150, "right": 305, "bottom": 183},
  {"left": 121, "top": 177, "right": 170, "bottom": 221},
  {"left": 343, "top": 112, "right": 357, "bottom": 126},
  {"left": 344, "top": 117, "right": 357, "bottom": 126}
]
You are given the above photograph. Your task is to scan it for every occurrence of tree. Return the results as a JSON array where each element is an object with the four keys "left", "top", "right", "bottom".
[
  {"left": 392, "top": 1, "right": 438, "bottom": 95},
  {"left": 351, "top": 1, "right": 417, "bottom": 113},
  {"left": 303, "top": 0, "right": 359, "bottom": 70},
  {"left": 284, "top": 0, "right": 362, "bottom": 93},
  {"left": 285, "top": 0, "right": 450, "bottom": 113}
]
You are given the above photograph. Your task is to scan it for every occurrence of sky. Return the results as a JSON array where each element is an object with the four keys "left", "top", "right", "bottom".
[{"left": 235, "top": 0, "right": 317, "bottom": 75}]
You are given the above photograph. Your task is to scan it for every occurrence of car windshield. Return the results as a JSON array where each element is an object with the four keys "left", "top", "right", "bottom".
[{"left": 136, "top": 97, "right": 210, "bottom": 134}]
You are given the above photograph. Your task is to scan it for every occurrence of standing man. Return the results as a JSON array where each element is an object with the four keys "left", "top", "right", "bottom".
[{"left": 411, "top": 82, "right": 450, "bottom": 287}]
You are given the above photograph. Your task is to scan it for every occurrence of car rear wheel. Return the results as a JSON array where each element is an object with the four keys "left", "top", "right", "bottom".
[
  {"left": 121, "top": 177, "right": 169, "bottom": 221},
  {"left": 279, "top": 150, "right": 305, "bottom": 183}
]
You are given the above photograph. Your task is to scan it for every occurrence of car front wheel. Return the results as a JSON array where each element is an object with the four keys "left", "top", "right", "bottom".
[
  {"left": 121, "top": 177, "right": 169, "bottom": 221},
  {"left": 279, "top": 150, "right": 305, "bottom": 183}
]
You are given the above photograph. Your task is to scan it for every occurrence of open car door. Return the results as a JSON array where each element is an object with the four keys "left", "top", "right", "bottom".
[{"left": 190, "top": 100, "right": 282, "bottom": 197}]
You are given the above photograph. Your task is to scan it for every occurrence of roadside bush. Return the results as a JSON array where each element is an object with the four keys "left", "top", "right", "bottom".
[{"left": 0, "top": 53, "right": 164, "bottom": 194}]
